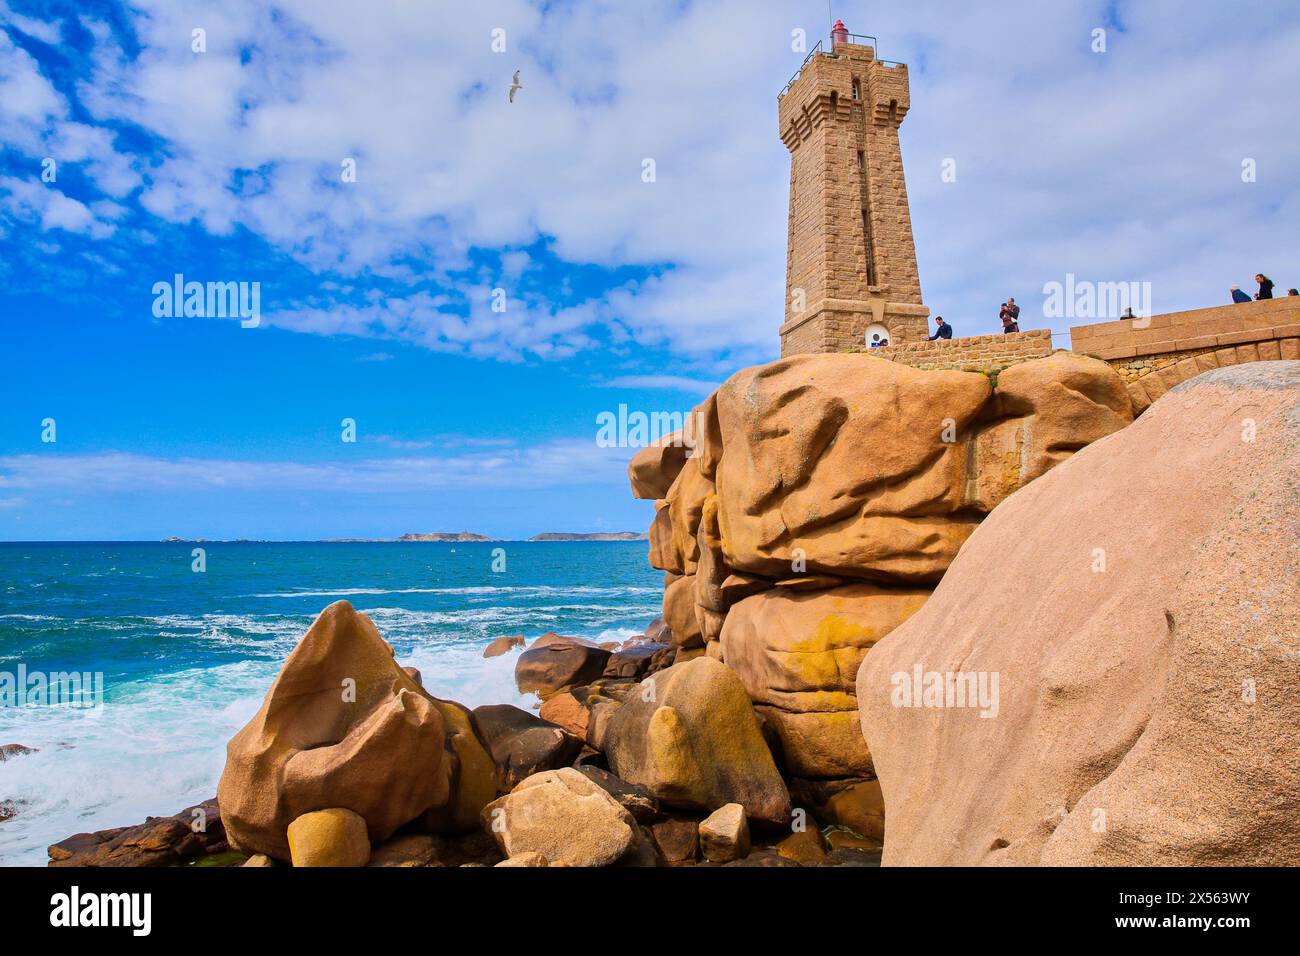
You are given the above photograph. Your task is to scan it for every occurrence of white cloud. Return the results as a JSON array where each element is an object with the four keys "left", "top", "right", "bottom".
[
  {"left": 0, "top": 2, "right": 61, "bottom": 45},
  {"left": 0, "top": 439, "right": 633, "bottom": 495},
  {"left": 0, "top": 175, "right": 116, "bottom": 237},
  {"left": 602, "top": 374, "right": 720, "bottom": 394},
  {"left": 0, "top": 24, "right": 137, "bottom": 235},
  {"left": 8, "top": 0, "right": 1300, "bottom": 357}
]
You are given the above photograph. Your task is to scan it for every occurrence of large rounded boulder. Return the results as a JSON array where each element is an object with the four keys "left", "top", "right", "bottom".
[
  {"left": 858, "top": 362, "right": 1300, "bottom": 865},
  {"left": 721, "top": 584, "right": 929, "bottom": 778},
  {"left": 603, "top": 657, "right": 791, "bottom": 824}
]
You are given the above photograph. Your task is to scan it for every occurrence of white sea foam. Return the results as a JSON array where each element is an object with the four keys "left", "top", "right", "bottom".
[
  {"left": 0, "top": 661, "right": 272, "bottom": 867},
  {"left": 249, "top": 585, "right": 658, "bottom": 598}
]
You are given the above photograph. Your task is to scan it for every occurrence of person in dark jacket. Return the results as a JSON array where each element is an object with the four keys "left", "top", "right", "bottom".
[
  {"left": 928, "top": 316, "right": 952, "bottom": 340},
  {"left": 1255, "top": 274, "right": 1274, "bottom": 299},
  {"left": 999, "top": 298, "right": 1020, "bottom": 333},
  {"left": 1230, "top": 286, "right": 1252, "bottom": 304}
]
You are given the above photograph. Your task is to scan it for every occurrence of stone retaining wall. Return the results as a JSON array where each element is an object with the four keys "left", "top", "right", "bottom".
[
  {"left": 1069, "top": 298, "right": 1300, "bottom": 413},
  {"left": 865, "top": 328, "right": 1053, "bottom": 371}
]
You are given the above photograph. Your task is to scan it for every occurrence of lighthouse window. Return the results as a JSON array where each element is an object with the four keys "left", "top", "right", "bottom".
[
  {"left": 830, "top": 90, "right": 838, "bottom": 111},
  {"left": 857, "top": 150, "right": 864, "bottom": 171},
  {"left": 852, "top": 77, "right": 861, "bottom": 100}
]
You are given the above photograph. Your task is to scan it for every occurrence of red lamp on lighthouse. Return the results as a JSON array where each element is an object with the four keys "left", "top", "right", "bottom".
[{"left": 831, "top": 18, "right": 849, "bottom": 49}]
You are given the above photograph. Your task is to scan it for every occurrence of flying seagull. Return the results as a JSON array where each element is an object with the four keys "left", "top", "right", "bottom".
[{"left": 509, "top": 70, "right": 522, "bottom": 103}]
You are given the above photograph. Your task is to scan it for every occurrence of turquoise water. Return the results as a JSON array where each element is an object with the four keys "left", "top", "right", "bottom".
[{"left": 0, "top": 541, "right": 660, "bottom": 866}]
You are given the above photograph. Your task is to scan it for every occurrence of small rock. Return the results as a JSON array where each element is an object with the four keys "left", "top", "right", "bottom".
[
  {"left": 530, "top": 632, "right": 595, "bottom": 649},
  {"left": 602, "top": 643, "right": 666, "bottom": 680},
  {"left": 824, "top": 827, "right": 879, "bottom": 852},
  {"left": 483, "top": 635, "right": 526, "bottom": 658},
  {"left": 368, "top": 834, "right": 442, "bottom": 867},
  {"left": 616, "top": 826, "right": 662, "bottom": 867},
  {"left": 641, "top": 616, "right": 671, "bottom": 644},
  {"left": 589, "top": 679, "right": 639, "bottom": 703},
  {"left": 515, "top": 640, "right": 612, "bottom": 699},
  {"left": 287, "top": 808, "right": 370, "bottom": 868},
  {"left": 472, "top": 704, "right": 584, "bottom": 792},
  {"left": 788, "top": 777, "right": 885, "bottom": 842},
  {"left": 699, "top": 803, "right": 750, "bottom": 862},
  {"left": 436, "top": 830, "right": 503, "bottom": 868},
  {"left": 538, "top": 691, "right": 589, "bottom": 739},
  {"left": 480, "top": 767, "right": 636, "bottom": 867},
  {"left": 0, "top": 800, "right": 17, "bottom": 823},
  {"left": 645, "top": 644, "right": 677, "bottom": 675},
  {"left": 723, "top": 849, "right": 799, "bottom": 867},
  {"left": 576, "top": 766, "right": 659, "bottom": 823},
  {"left": 650, "top": 818, "right": 699, "bottom": 866},
  {"left": 584, "top": 697, "right": 622, "bottom": 752},
  {"left": 48, "top": 798, "right": 226, "bottom": 867},
  {"left": 774, "top": 828, "right": 828, "bottom": 866},
  {"left": 825, "top": 847, "right": 882, "bottom": 867},
  {"left": 0, "top": 744, "right": 36, "bottom": 762},
  {"left": 495, "top": 851, "right": 548, "bottom": 867},
  {"left": 242, "top": 853, "right": 275, "bottom": 867}
]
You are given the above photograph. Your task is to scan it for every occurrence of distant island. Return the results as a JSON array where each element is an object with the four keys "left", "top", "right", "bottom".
[
  {"left": 528, "top": 532, "right": 648, "bottom": 541},
  {"left": 317, "top": 532, "right": 500, "bottom": 543}
]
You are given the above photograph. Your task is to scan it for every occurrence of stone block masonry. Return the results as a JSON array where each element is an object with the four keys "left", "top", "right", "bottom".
[
  {"left": 866, "top": 328, "right": 1054, "bottom": 372},
  {"left": 860, "top": 299, "right": 1298, "bottom": 415},
  {"left": 778, "top": 33, "right": 928, "bottom": 356},
  {"left": 1069, "top": 298, "right": 1300, "bottom": 413}
]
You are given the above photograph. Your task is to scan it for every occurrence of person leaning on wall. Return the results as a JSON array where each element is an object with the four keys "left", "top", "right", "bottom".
[{"left": 928, "top": 315, "right": 952, "bottom": 340}]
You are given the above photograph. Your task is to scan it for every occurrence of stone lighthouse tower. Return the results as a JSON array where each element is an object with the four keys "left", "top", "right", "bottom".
[{"left": 777, "top": 21, "right": 928, "bottom": 355}]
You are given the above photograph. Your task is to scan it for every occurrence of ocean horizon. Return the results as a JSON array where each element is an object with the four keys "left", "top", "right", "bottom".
[{"left": 0, "top": 540, "right": 660, "bottom": 866}]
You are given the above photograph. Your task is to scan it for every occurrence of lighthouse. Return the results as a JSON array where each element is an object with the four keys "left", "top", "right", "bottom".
[{"left": 777, "top": 23, "right": 928, "bottom": 355}]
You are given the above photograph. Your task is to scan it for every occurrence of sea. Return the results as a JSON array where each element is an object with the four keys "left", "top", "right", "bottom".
[{"left": 0, "top": 540, "right": 661, "bottom": 866}]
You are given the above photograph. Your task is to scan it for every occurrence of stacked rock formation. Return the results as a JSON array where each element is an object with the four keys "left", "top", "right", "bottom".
[
  {"left": 858, "top": 361, "right": 1300, "bottom": 865},
  {"left": 218, "top": 601, "right": 499, "bottom": 860},
  {"left": 187, "top": 603, "right": 816, "bottom": 867},
  {"left": 628, "top": 351, "right": 1134, "bottom": 829}
]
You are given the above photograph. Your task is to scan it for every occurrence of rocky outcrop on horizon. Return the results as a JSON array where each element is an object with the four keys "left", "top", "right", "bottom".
[{"left": 858, "top": 360, "right": 1300, "bottom": 865}]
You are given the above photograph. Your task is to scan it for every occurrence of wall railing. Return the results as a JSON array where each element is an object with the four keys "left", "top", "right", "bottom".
[{"left": 778, "top": 32, "right": 902, "bottom": 98}]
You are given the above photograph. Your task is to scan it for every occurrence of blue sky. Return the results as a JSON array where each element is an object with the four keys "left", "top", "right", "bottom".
[{"left": 1, "top": 0, "right": 1297, "bottom": 540}]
